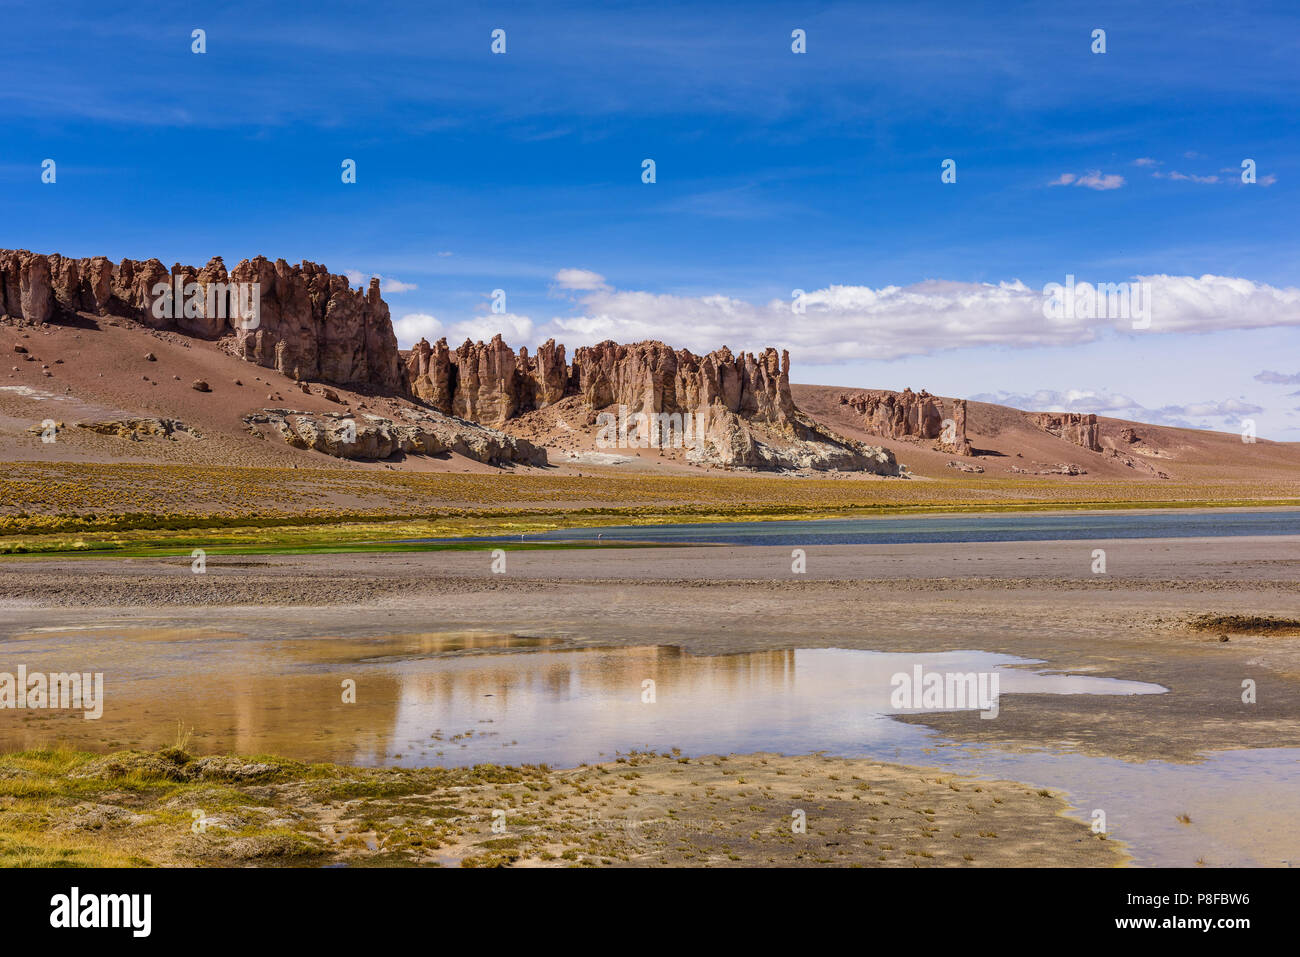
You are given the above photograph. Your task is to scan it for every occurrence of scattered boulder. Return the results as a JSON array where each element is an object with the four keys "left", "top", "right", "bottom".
[
  {"left": 192, "top": 379, "right": 211, "bottom": 392},
  {"left": 245, "top": 407, "right": 547, "bottom": 466},
  {"left": 76, "top": 418, "right": 201, "bottom": 441}
]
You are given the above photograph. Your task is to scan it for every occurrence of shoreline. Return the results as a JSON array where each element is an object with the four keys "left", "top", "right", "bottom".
[
  {"left": 0, "top": 746, "right": 1127, "bottom": 868},
  {"left": 3, "top": 535, "right": 1298, "bottom": 866}
]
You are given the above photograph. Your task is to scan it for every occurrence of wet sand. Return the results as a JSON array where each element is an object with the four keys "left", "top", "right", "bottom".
[
  {"left": 5, "top": 535, "right": 1300, "bottom": 763},
  {"left": 3, "top": 534, "right": 1298, "bottom": 866}
]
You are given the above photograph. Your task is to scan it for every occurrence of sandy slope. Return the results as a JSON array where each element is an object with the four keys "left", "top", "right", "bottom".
[
  {"left": 4, "top": 311, "right": 1299, "bottom": 483},
  {"left": 794, "top": 383, "right": 1300, "bottom": 482}
]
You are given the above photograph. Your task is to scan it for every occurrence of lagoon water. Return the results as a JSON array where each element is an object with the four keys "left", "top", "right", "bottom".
[
  {"left": 441, "top": 508, "right": 1300, "bottom": 547},
  {"left": 3, "top": 625, "right": 1295, "bottom": 865}
]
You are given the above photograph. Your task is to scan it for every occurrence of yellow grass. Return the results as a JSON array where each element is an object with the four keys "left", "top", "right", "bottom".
[{"left": 2, "top": 460, "right": 1299, "bottom": 553}]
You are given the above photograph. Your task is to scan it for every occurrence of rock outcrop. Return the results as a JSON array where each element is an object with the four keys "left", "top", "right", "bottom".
[
  {"left": 838, "top": 388, "right": 973, "bottom": 455},
  {"left": 244, "top": 408, "right": 546, "bottom": 466},
  {"left": 77, "top": 418, "right": 202, "bottom": 441},
  {"left": 2, "top": 248, "right": 895, "bottom": 473},
  {"left": 405, "top": 335, "right": 895, "bottom": 473},
  {"left": 1031, "top": 412, "right": 1101, "bottom": 452},
  {"left": 406, "top": 336, "right": 796, "bottom": 428},
  {"left": 0, "top": 249, "right": 406, "bottom": 393}
]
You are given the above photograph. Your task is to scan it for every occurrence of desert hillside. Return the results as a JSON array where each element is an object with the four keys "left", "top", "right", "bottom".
[
  {"left": 2, "top": 246, "right": 1298, "bottom": 484},
  {"left": 4, "top": 309, "right": 1299, "bottom": 482},
  {"left": 795, "top": 384, "right": 1300, "bottom": 483}
]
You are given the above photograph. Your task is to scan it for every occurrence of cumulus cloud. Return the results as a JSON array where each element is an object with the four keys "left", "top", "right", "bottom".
[
  {"left": 529, "top": 274, "right": 1300, "bottom": 363},
  {"left": 1255, "top": 370, "right": 1300, "bottom": 385},
  {"left": 391, "top": 312, "right": 443, "bottom": 343},
  {"left": 345, "top": 270, "right": 417, "bottom": 293},
  {"left": 391, "top": 274, "right": 1300, "bottom": 368},
  {"left": 1134, "top": 157, "right": 1162, "bottom": 167},
  {"left": 970, "top": 388, "right": 1263, "bottom": 429},
  {"left": 553, "top": 268, "right": 608, "bottom": 291},
  {"left": 1052, "top": 170, "right": 1125, "bottom": 190},
  {"left": 393, "top": 311, "right": 535, "bottom": 348}
]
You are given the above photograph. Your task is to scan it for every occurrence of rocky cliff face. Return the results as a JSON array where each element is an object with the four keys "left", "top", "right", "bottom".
[
  {"left": 406, "top": 336, "right": 796, "bottom": 429},
  {"left": 406, "top": 335, "right": 893, "bottom": 472},
  {"left": 1, "top": 249, "right": 894, "bottom": 472},
  {"left": 1031, "top": 412, "right": 1101, "bottom": 452},
  {"left": 838, "top": 388, "right": 973, "bottom": 455},
  {"left": 0, "top": 249, "right": 406, "bottom": 393}
]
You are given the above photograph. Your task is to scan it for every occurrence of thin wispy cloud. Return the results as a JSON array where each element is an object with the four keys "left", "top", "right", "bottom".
[{"left": 1050, "top": 170, "right": 1126, "bottom": 190}]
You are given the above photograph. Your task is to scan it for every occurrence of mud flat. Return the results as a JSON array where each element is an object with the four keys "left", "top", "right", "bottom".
[{"left": 2, "top": 534, "right": 1299, "bottom": 866}]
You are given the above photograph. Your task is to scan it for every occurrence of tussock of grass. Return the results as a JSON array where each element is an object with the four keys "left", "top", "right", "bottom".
[{"left": 1187, "top": 614, "right": 1300, "bottom": 634}]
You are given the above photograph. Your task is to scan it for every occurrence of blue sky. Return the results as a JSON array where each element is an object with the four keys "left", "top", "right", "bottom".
[{"left": 2, "top": 0, "right": 1298, "bottom": 434}]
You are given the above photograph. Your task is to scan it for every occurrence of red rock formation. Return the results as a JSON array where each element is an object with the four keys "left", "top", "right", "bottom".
[
  {"left": 0, "top": 250, "right": 54, "bottom": 323},
  {"left": 943, "top": 398, "right": 975, "bottom": 456},
  {"left": 405, "top": 336, "right": 799, "bottom": 432},
  {"left": 572, "top": 340, "right": 796, "bottom": 429},
  {"left": 0, "top": 249, "right": 407, "bottom": 393},
  {"left": 839, "top": 388, "right": 945, "bottom": 439},
  {"left": 398, "top": 335, "right": 888, "bottom": 471},
  {"left": 1031, "top": 412, "right": 1101, "bottom": 452},
  {"left": 838, "top": 388, "right": 973, "bottom": 454}
]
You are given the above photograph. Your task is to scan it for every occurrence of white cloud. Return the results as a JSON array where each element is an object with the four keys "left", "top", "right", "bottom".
[
  {"left": 553, "top": 268, "right": 608, "bottom": 291},
  {"left": 1255, "top": 370, "right": 1300, "bottom": 385},
  {"left": 392, "top": 275, "right": 1300, "bottom": 370},
  {"left": 970, "top": 388, "right": 1263, "bottom": 429},
  {"left": 1134, "top": 157, "right": 1161, "bottom": 167},
  {"left": 392, "top": 312, "right": 443, "bottom": 343},
  {"left": 345, "top": 269, "right": 417, "bottom": 293},
  {"left": 1156, "top": 170, "right": 1220, "bottom": 184},
  {"left": 530, "top": 274, "right": 1300, "bottom": 363},
  {"left": 394, "top": 311, "right": 534, "bottom": 348},
  {"left": 1050, "top": 170, "right": 1125, "bottom": 190},
  {"left": 1074, "top": 169, "right": 1126, "bottom": 190}
]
